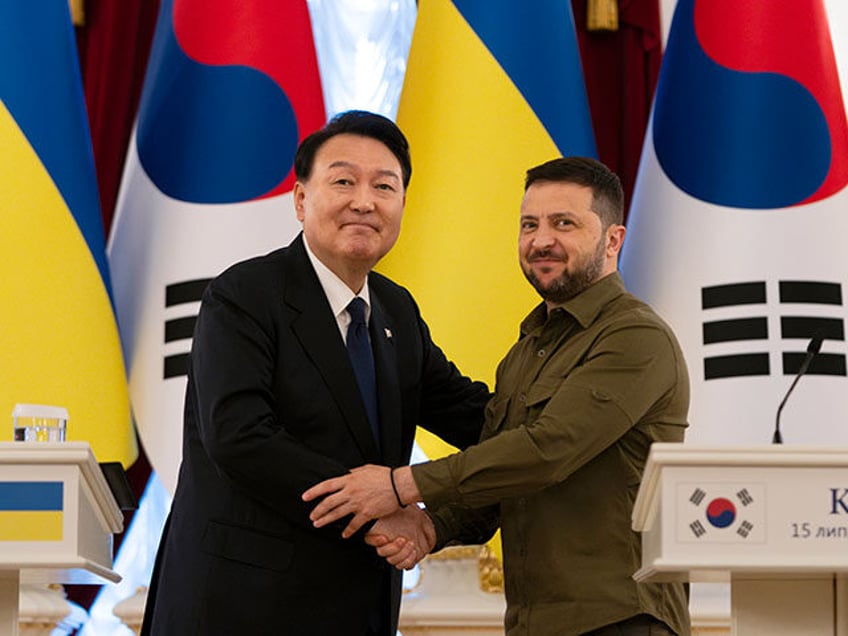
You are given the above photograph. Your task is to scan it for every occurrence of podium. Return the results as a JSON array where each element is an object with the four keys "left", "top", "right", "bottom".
[
  {"left": 633, "top": 443, "right": 848, "bottom": 635},
  {"left": 0, "top": 442, "right": 123, "bottom": 635}
]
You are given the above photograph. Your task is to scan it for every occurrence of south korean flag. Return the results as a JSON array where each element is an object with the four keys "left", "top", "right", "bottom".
[{"left": 677, "top": 482, "right": 766, "bottom": 543}]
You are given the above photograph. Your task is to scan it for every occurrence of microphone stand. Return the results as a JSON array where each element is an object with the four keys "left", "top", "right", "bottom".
[{"left": 773, "top": 336, "right": 823, "bottom": 444}]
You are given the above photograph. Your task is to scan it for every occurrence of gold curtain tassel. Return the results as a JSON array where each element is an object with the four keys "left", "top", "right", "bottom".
[
  {"left": 69, "top": 0, "right": 85, "bottom": 26},
  {"left": 587, "top": 0, "right": 619, "bottom": 32}
]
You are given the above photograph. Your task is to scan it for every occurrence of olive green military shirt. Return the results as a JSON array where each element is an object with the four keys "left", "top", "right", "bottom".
[{"left": 412, "top": 272, "right": 691, "bottom": 636}]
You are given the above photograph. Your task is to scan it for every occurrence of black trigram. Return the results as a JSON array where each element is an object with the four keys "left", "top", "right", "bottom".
[
  {"left": 737, "top": 488, "right": 754, "bottom": 506},
  {"left": 690, "top": 488, "right": 706, "bottom": 506},
  {"left": 701, "top": 280, "right": 846, "bottom": 380},
  {"left": 163, "top": 279, "right": 212, "bottom": 379},
  {"left": 690, "top": 520, "right": 707, "bottom": 538},
  {"left": 737, "top": 520, "right": 754, "bottom": 538}
]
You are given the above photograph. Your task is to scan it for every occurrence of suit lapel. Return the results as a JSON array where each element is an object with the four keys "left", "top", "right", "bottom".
[
  {"left": 369, "top": 291, "right": 403, "bottom": 467},
  {"left": 284, "top": 237, "right": 381, "bottom": 462}
]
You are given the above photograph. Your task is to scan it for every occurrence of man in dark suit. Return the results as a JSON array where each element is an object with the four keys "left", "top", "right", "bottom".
[{"left": 140, "top": 111, "right": 490, "bottom": 636}]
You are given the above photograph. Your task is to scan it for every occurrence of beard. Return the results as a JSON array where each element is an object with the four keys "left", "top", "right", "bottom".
[{"left": 522, "top": 237, "right": 606, "bottom": 304}]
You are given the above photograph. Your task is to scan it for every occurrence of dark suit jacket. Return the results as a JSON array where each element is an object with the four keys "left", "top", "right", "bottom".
[{"left": 141, "top": 234, "right": 489, "bottom": 635}]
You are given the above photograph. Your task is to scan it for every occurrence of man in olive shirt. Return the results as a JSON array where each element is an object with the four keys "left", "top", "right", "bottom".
[{"left": 305, "top": 157, "right": 691, "bottom": 636}]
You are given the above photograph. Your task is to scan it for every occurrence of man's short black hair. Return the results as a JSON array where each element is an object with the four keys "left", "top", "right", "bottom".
[
  {"left": 294, "top": 110, "right": 412, "bottom": 188},
  {"left": 525, "top": 156, "right": 623, "bottom": 227}
]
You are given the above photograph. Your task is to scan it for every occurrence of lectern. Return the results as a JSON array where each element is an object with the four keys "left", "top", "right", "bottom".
[
  {"left": 0, "top": 442, "right": 123, "bottom": 635},
  {"left": 633, "top": 444, "right": 848, "bottom": 635}
]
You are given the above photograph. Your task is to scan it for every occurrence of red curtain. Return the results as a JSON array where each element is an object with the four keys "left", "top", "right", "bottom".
[
  {"left": 572, "top": 0, "right": 663, "bottom": 217},
  {"left": 76, "top": 0, "right": 161, "bottom": 232}
]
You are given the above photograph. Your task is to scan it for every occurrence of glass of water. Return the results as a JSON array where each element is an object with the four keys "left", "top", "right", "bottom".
[{"left": 12, "top": 404, "right": 69, "bottom": 442}]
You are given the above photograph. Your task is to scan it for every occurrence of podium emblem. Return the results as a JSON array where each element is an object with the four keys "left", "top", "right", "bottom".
[{"left": 678, "top": 483, "right": 766, "bottom": 543}]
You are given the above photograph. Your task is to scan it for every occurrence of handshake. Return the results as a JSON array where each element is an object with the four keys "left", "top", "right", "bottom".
[{"left": 302, "top": 464, "right": 433, "bottom": 570}]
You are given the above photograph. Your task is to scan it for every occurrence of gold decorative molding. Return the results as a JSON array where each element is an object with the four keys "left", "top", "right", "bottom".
[
  {"left": 587, "top": 0, "right": 619, "bottom": 32},
  {"left": 477, "top": 545, "right": 504, "bottom": 594},
  {"left": 409, "top": 545, "right": 504, "bottom": 595},
  {"left": 69, "top": 0, "right": 85, "bottom": 26},
  {"left": 427, "top": 545, "right": 481, "bottom": 561}
]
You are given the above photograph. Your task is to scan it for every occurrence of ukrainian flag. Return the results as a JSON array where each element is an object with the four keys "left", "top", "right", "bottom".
[
  {"left": 379, "top": 0, "right": 597, "bottom": 458},
  {"left": 0, "top": 5, "right": 134, "bottom": 465},
  {"left": 0, "top": 482, "right": 63, "bottom": 542}
]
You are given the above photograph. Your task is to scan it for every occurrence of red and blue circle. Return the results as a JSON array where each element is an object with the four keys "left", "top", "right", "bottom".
[
  {"left": 654, "top": 0, "right": 848, "bottom": 208},
  {"left": 136, "top": 0, "right": 326, "bottom": 204},
  {"left": 706, "top": 497, "right": 736, "bottom": 528}
]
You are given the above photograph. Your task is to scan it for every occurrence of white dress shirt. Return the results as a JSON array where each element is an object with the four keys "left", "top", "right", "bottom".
[{"left": 302, "top": 234, "right": 371, "bottom": 344}]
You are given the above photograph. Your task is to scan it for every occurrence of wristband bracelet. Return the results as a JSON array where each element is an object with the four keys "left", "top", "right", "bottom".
[{"left": 390, "top": 468, "right": 407, "bottom": 508}]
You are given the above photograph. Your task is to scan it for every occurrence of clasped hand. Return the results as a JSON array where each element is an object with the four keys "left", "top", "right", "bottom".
[
  {"left": 302, "top": 465, "right": 433, "bottom": 569},
  {"left": 368, "top": 505, "right": 435, "bottom": 570},
  {"left": 303, "top": 464, "right": 400, "bottom": 536}
]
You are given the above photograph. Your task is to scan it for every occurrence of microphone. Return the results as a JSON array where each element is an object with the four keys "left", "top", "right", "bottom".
[{"left": 773, "top": 335, "right": 823, "bottom": 444}]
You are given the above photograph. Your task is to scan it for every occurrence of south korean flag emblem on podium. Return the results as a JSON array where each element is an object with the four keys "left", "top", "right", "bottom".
[{"left": 677, "top": 483, "right": 767, "bottom": 543}]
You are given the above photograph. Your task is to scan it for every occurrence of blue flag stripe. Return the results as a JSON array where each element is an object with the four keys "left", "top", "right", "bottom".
[
  {"left": 0, "top": 4, "right": 111, "bottom": 291},
  {"left": 0, "top": 482, "right": 63, "bottom": 511},
  {"left": 452, "top": 0, "right": 596, "bottom": 157}
]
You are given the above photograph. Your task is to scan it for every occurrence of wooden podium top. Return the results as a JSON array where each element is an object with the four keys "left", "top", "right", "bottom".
[{"left": 632, "top": 444, "right": 848, "bottom": 582}]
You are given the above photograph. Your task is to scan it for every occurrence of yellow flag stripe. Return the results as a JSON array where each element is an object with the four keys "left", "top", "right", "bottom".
[
  {"left": 0, "top": 101, "right": 134, "bottom": 464},
  {"left": 380, "top": 0, "right": 559, "bottom": 460},
  {"left": 0, "top": 511, "right": 63, "bottom": 541}
]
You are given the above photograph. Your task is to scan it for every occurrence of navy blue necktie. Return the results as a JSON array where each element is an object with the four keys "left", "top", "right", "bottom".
[{"left": 346, "top": 298, "right": 380, "bottom": 447}]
